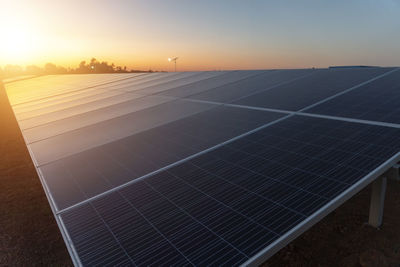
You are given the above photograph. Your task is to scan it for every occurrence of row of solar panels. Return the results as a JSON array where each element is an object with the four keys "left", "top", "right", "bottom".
[{"left": 5, "top": 67, "right": 400, "bottom": 266}]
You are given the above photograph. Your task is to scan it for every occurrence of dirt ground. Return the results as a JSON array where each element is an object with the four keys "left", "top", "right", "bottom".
[
  {"left": 0, "top": 84, "right": 72, "bottom": 266},
  {"left": 1, "top": 82, "right": 400, "bottom": 266}
]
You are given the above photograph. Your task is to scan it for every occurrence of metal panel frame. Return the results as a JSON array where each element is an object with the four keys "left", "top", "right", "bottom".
[
  {"left": 243, "top": 151, "right": 400, "bottom": 266},
  {"left": 23, "top": 132, "right": 83, "bottom": 266}
]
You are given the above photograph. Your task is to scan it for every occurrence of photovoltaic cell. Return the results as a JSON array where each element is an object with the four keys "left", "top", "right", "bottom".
[
  {"left": 159, "top": 70, "right": 266, "bottom": 98},
  {"left": 16, "top": 91, "right": 139, "bottom": 121},
  {"left": 186, "top": 69, "right": 316, "bottom": 103},
  {"left": 13, "top": 87, "right": 114, "bottom": 115},
  {"left": 13, "top": 72, "right": 151, "bottom": 114},
  {"left": 132, "top": 71, "right": 227, "bottom": 95},
  {"left": 29, "top": 99, "right": 215, "bottom": 166},
  {"left": 233, "top": 67, "right": 393, "bottom": 111},
  {"left": 60, "top": 115, "right": 400, "bottom": 266},
  {"left": 7, "top": 73, "right": 142, "bottom": 105},
  {"left": 22, "top": 95, "right": 173, "bottom": 143},
  {"left": 39, "top": 107, "right": 284, "bottom": 210},
  {"left": 118, "top": 72, "right": 199, "bottom": 92},
  {"left": 307, "top": 69, "right": 400, "bottom": 124},
  {"left": 5, "top": 70, "right": 400, "bottom": 266}
]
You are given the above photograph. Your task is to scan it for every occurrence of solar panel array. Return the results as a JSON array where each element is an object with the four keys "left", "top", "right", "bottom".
[{"left": 4, "top": 67, "right": 400, "bottom": 266}]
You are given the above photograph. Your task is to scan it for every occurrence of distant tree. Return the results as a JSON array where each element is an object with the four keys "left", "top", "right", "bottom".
[
  {"left": 45, "top": 63, "right": 58, "bottom": 74},
  {"left": 1, "top": 57, "right": 151, "bottom": 79},
  {"left": 77, "top": 61, "right": 89, "bottom": 73},
  {"left": 26, "top": 65, "right": 43, "bottom": 75},
  {"left": 3, "top": 65, "right": 23, "bottom": 77}
]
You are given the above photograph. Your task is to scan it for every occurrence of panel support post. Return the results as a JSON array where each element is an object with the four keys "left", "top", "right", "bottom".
[
  {"left": 368, "top": 176, "right": 387, "bottom": 228},
  {"left": 385, "top": 164, "right": 399, "bottom": 181}
]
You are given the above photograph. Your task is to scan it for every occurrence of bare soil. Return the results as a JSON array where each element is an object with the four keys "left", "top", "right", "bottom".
[
  {"left": 265, "top": 180, "right": 400, "bottom": 267},
  {"left": 1, "top": 82, "right": 400, "bottom": 266},
  {"left": 0, "top": 84, "right": 72, "bottom": 266}
]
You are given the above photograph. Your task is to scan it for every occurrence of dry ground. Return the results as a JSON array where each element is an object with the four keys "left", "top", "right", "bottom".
[
  {"left": 1, "top": 82, "right": 400, "bottom": 266},
  {"left": 0, "top": 83, "right": 72, "bottom": 266}
]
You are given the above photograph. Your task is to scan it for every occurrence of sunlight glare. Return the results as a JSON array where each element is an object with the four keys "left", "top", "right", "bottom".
[{"left": 0, "top": 14, "right": 40, "bottom": 63}]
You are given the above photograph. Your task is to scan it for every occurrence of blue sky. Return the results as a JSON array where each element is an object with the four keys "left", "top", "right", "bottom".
[{"left": 1, "top": 0, "right": 399, "bottom": 70}]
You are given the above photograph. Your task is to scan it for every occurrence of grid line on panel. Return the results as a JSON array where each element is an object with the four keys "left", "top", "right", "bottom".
[
  {"left": 149, "top": 115, "right": 398, "bottom": 200},
  {"left": 20, "top": 95, "right": 172, "bottom": 133},
  {"left": 89, "top": 201, "right": 137, "bottom": 265},
  {"left": 56, "top": 113, "right": 293, "bottom": 215},
  {"left": 298, "top": 67, "right": 400, "bottom": 113},
  {"left": 39, "top": 106, "right": 284, "bottom": 212},
  {"left": 33, "top": 99, "right": 217, "bottom": 167},
  {"left": 131, "top": 177, "right": 272, "bottom": 263},
  {"left": 174, "top": 161, "right": 308, "bottom": 219},
  {"left": 108, "top": 72, "right": 199, "bottom": 94},
  {"left": 15, "top": 68, "right": 400, "bottom": 266},
  {"left": 17, "top": 91, "right": 144, "bottom": 123},
  {"left": 23, "top": 96, "right": 175, "bottom": 144},
  {"left": 224, "top": 70, "right": 319, "bottom": 104},
  {"left": 10, "top": 73, "right": 148, "bottom": 107},
  {"left": 229, "top": 68, "right": 396, "bottom": 112},
  {"left": 128, "top": 183, "right": 248, "bottom": 261},
  {"left": 158, "top": 70, "right": 270, "bottom": 99},
  {"left": 242, "top": 149, "right": 400, "bottom": 266},
  {"left": 163, "top": 70, "right": 268, "bottom": 96},
  {"left": 103, "top": 127, "right": 286, "bottom": 237},
  {"left": 180, "top": 91, "right": 400, "bottom": 130},
  {"left": 131, "top": 71, "right": 229, "bottom": 96},
  {"left": 158, "top": 120, "right": 344, "bottom": 208},
  {"left": 183, "top": 69, "right": 318, "bottom": 103},
  {"left": 117, "top": 191, "right": 195, "bottom": 266},
  {"left": 306, "top": 68, "right": 400, "bottom": 125},
  {"left": 52, "top": 68, "right": 400, "bottom": 215},
  {"left": 20, "top": 71, "right": 234, "bottom": 134},
  {"left": 54, "top": 67, "right": 400, "bottom": 214},
  {"left": 13, "top": 88, "right": 119, "bottom": 116},
  {"left": 60, "top": 115, "right": 400, "bottom": 266},
  {"left": 154, "top": 119, "right": 349, "bottom": 196},
  {"left": 136, "top": 115, "right": 329, "bottom": 210}
]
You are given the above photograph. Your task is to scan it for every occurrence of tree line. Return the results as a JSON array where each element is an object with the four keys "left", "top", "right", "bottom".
[{"left": 0, "top": 58, "right": 155, "bottom": 80}]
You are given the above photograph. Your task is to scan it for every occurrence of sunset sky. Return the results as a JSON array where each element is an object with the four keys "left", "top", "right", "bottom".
[{"left": 0, "top": 0, "right": 399, "bottom": 71}]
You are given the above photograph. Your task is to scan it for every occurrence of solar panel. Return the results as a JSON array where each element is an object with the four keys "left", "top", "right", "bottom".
[
  {"left": 22, "top": 95, "right": 173, "bottom": 142},
  {"left": 117, "top": 72, "right": 199, "bottom": 92},
  {"left": 185, "top": 69, "right": 316, "bottom": 103},
  {"left": 233, "top": 67, "right": 393, "bottom": 111},
  {"left": 132, "top": 71, "right": 227, "bottom": 95},
  {"left": 59, "top": 116, "right": 400, "bottom": 266},
  {"left": 39, "top": 106, "right": 284, "bottom": 210},
  {"left": 7, "top": 73, "right": 144, "bottom": 105},
  {"left": 29, "top": 99, "right": 215, "bottom": 165},
  {"left": 4, "top": 68, "right": 400, "bottom": 266},
  {"left": 159, "top": 70, "right": 266, "bottom": 97},
  {"left": 307, "top": 69, "right": 400, "bottom": 123},
  {"left": 16, "top": 91, "right": 141, "bottom": 121}
]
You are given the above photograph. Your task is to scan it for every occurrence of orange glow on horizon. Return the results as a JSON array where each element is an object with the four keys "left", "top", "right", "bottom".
[{"left": 1, "top": 1, "right": 399, "bottom": 72}]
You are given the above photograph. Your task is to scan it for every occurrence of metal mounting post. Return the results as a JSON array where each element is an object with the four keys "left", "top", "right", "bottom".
[
  {"left": 368, "top": 176, "right": 387, "bottom": 228},
  {"left": 385, "top": 164, "right": 399, "bottom": 181}
]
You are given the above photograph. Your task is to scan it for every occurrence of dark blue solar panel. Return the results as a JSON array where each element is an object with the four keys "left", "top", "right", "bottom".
[
  {"left": 307, "top": 69, "right": 400, "bottom": 124},
  {"left": 41, "top": 107, "right": 284, "bottom": 210},
  {"left": 160, "top": 70, "right": 266, "bottom": 98},
  {"left": 186, "top": 69, "right": 316, "bottom": 103},
  {"left": 233, "top": 68, "right": 393, "bottom": 111},
  {"left": 61, "top": 116, "right": 400, "bottom": 266}
]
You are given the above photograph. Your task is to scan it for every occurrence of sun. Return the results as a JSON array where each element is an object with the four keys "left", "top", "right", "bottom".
[{"left": 0, "top": 25, "right": 34, "bottom": 62}]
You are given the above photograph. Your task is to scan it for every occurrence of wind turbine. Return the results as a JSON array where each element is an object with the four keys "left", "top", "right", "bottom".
[{"left": 168, "top": 57, "right": 178, "bottom": 72}]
